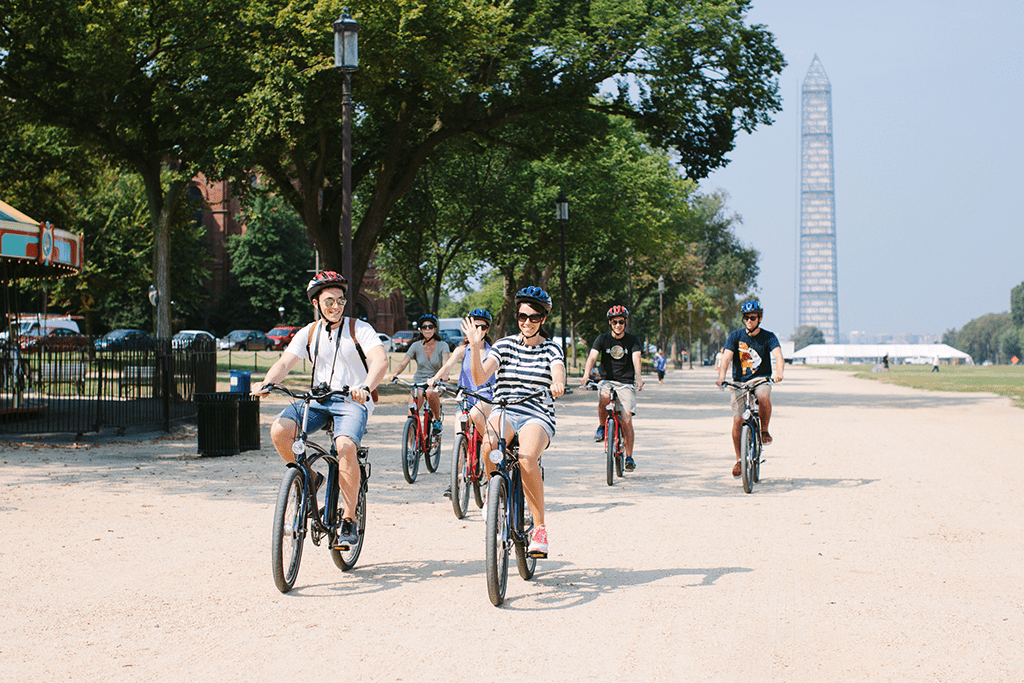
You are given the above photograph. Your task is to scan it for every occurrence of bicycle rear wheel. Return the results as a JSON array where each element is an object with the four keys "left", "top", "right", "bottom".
[
  {"left": 485, "top": 476, "right": 510, "bottom": 606},
  {"left": 425, "top": 424, "right": 442, "bottom": 473},
  {"left": 450, "top": 433, "right": 470, "bottom": 519},
  {"left": 740, "top": 423, "right": 755, "bottom": 494},
  {"left": 401, "top": 417, "right": 420, "bottom": 483},
  {"left": 271, "top": 466, "right": 306, "bottom": 593},
  {"left": 514, "top": 490, "right": 536, "bottom": 580},
  {"left": 330, "top": 484, "right": 366, "bottom": 571},
  {"left": 605, "top": 418, "right": 616, "bottom": 486}
]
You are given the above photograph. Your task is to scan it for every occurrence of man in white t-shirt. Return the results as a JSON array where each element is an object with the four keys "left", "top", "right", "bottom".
[{"left": 255, "top": 270, "right": 387, "bottom": 547}]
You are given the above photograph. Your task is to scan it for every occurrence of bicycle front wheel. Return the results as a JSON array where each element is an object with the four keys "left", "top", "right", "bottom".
[
  {"left": 401, "top": 417, "right": 420, "bottom": 483},
  {"left": 752, "top": 429, "right": 761, "bottom": 484},
  {"left": 485, "top": 476, "right": 510, "bottom": 606},
  {"left": 740, "top": 423, "right": 755, "bottom": 494},
  {"left": 271, "top": 467, "right": 306, "bottom": 593},
  {"left": 605, "top": 418, "right": 616, "bottom": 486},
  {"left": 331, "top": 484, "right": 367, "bottom": 571},
  {"left": 450, "top": 433, "right": 470, "bottom": 519}
]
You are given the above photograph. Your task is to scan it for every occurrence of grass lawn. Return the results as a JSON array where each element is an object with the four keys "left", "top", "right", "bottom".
[{"left": 812, "top": 363, "right": 1024, "bottom": 408}]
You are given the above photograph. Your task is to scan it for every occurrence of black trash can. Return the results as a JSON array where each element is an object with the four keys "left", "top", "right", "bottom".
[{"left": 196, "top": 392, "right": 261, "bottom": 455}]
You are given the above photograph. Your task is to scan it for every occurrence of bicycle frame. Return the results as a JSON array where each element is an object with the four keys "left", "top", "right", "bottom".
[{"left": 721, "top": 377, "right": 771, "bottom": 493}]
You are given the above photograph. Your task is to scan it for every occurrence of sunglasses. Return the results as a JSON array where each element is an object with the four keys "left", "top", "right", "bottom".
[
  {"left": 475, "top": 324, "right": 490, "bottom": 330},
  {"left": 609, "top": 318, "right": 626, "bottom": 326},
  {"left": 516, "top": 312, "right": 545, "bottom": 324},
  {"left": 743, "top": 314, "right": 760, "bottom": 321},
  {"left": 420, "top": 324, "right": 436, "bottom": 330},
  {"left": 320, "top": 297, "right": 345, "bottom": 309}
]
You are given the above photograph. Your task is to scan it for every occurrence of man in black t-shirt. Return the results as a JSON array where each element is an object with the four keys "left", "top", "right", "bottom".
[
  {"left": 716, "top": 300, "right": 784, "bottom": 478},
  {"left": 580, "top": 305, "right": 644, "bottom": 471}
]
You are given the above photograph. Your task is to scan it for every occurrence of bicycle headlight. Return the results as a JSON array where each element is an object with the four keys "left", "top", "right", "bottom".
[
  {"left": 291, "top": 439, "right": 305, "bottom": 455},
  {"left": 742, "top": 408, "right": 751, "bottom": 421},
  {"left": 489, "top": 449, "right": 503, "bottom": 464}
]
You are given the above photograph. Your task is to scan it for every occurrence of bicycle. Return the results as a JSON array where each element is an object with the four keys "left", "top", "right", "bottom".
[
  {"left": 587, "top": 381, "right": 633, "bottom": 486},
  {"left": 721, "top": 377, "right": 772, "bottom": 494},
  {"left": 437, "top": 382, "right": 486, "bottom": 519},
  {"left": 264, "top": 383, "right": 371, "bottom": 593},
  {"left": 392, "top": 377, "right": 443, "bottom": 483},
  {"left": 461, "top": 387, "right": 550, "bottom": 606}
]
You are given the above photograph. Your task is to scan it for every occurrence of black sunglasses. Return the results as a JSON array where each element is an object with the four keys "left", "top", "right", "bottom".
[
  {"left": 420, "top": 324, "right": 436, "bottom": 330},
  {"left": 743, "top": 314, "right": 759, "bottom": 321},
  {"left": 516, "top": 312, "right": 544, "bottom": 324}
]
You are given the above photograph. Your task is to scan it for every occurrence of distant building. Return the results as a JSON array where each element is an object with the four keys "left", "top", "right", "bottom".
[
  {"left": 191, "top": 175, "right": 405, "bottom": 335},
  {"left": 792, "top": 343, "right": 972, "bottom": 365},
  {"left": 799, "top": 55, "right": 839, "bottom": 343}
]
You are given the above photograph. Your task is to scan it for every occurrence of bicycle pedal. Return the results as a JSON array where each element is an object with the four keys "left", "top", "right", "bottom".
[
  {"left": 527, "top": 550, "right": 547, "bottom": 559},
  {"left": 331, "top": 541, "right": 351, "bottom": 551}
]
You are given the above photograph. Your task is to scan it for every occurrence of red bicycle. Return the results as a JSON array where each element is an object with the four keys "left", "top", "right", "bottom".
[
  {"left": 439, "top": 383, "right": 487, "bottom": 519},
  {"left": 588, "top": 381, "right": 630, "bottom": 486},
  {"left": 393, "top": 378, "right": 443, "bottom": 483}
]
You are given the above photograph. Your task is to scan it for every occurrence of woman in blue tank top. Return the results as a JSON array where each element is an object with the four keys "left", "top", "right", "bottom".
[{"left": 429, "top": 309, "right": 494, "bottom": 435}]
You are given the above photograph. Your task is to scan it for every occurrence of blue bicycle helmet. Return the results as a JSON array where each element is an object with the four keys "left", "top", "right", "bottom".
[
  {"left": 740, "top": 300, "right": 763, "bottom": 315},
  {"left": 468, "top": 308, "right": 493, "bottom": 323},
  {"left": 514, "top": 286, "right": 552, "bottom": 314},
  {"left": 418, "top": 313, "right": 438, "bottom": 326}
]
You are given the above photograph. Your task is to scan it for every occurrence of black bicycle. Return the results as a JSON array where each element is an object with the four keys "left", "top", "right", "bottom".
[
  {"left": 462, "top": 388, "right": 550, "bottom": 606},
  {"left": 265, "top": 383, "right": 371, "bottom": 593},
  {"left": 721, "top": 377, "right": 771, "bottom": 494}
]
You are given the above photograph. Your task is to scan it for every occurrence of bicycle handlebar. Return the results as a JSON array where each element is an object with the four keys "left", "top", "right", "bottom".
[
  {"left": 720, "top": 377, "right": 773, "bottom": 391},
  {"left": 263, "top": 382, "right": 351, "bottom": 402},
  {"left": 460, "top": 388, "right": 549, "bottom": 407}
]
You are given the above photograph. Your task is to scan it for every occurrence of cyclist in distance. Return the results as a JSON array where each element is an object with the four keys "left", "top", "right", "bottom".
[
  {"left": 255, "top": 270, "right": 387, "bottom": 547},
  {"left": 715, "top": 300, "right": 784, "bottom": 477},
  {"left": 429, "top": 308, "right": 496, "bottom": 498},
  {"left": 580, "top": 305, "right": 644, "bottom": 471},
  {"left": 390, "top": 313, "right": 451, "bottom": 434},
  {"left": 463, "top": 287, "right": 565, "bottom": 557}
]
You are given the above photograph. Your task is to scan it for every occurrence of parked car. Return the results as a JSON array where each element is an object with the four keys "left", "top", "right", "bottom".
[
  {"left": 218, "top": 329, "right": 273, "bottom": 351},
  {"left": 21, "top": 327, "right": 90, "bottom": 352},
  {"left": 438, "top": 329, "right": 465, "bottom": 348},
  {"left": 377, "top": 333, "right": 394, "bottom": 352},
  {"left": 392, "top": 329, "right": 415, "bottom": 353},
  {"left": 94, "top": 329, "right": 155, "bottom": 352},
  {"left": 266, "top": 325, "right": 301, "bottom": 351},
  {"left": 171, "top": 329, "right": 216, "bottom": 350}
]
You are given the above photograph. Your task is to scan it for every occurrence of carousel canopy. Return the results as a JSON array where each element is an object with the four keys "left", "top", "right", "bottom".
[{"left": 0, "top": 200, "right": 83, "bottom": 282}]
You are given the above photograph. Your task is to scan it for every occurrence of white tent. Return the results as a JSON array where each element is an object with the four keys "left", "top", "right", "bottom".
[{"left": 791, "top": 343, "right": 973, "bottom": 365}]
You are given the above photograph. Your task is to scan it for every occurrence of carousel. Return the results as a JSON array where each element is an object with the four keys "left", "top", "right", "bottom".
[{"left": 1, "top": 199, "right": 84, "bottom": 413}]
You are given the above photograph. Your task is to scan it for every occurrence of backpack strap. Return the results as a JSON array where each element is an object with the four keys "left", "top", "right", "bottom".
[{"left": 349, "top": 317, "right": 380, "bottom": 402}]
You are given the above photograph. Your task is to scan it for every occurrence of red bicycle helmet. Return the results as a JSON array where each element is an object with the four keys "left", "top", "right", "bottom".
[
  {"left": 306, "top": 270, "right": 348, "bottom": 303},
  {"left": 606, "top": 305, "right": 629, "bottom": 319}
]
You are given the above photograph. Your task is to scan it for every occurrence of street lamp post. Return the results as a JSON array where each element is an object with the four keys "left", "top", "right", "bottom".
[
  {"left": 687, "top": 300, "right": 693, "bottom": 369},
  {"left": 556, "top": 193, "right": 569, "bottom": 364},
  {"left": 334, "top": 11, "right": 359, "bottom": 318},
  {"left": 657, "top": 275, "right": 665, "bottom": 353}
]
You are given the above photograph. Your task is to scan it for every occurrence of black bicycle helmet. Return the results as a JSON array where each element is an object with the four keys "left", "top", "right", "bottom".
[
  {"left": 468, "top": 308, "right": 493, "bottom": 323},
  {"left": 418, "top": 313, "right": 438, "bottom": 326},
  {"left": 306, "top": 270, "right": 347, "bottom": 303},
  {"left": 514, "top": 286, "right": 552, "bottom": 314},
  {"left": 740, "top": 300, "right": 763, "bottom": 315}
]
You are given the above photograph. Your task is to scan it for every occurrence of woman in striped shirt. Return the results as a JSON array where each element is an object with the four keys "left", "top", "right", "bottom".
[{"left": 464, "top": 286, "right": 565, "bottom": 557}]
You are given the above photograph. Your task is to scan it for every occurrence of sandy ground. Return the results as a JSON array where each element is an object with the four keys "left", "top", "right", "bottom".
[{"left": 1, "top": 365, "right": 1021, "bottom": 682}]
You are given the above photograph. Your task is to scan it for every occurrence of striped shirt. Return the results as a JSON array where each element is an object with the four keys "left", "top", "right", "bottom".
[{"left": 487, "top": 335, "right": 564, "bottom": 432}]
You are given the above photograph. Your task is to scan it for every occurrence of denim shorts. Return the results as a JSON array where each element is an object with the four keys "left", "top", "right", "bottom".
[
  {"left": 276, "top": 397, "right": 368, "bottom": 446},
  {"left": 500, "top": 408, "right": 554, "bottom": 443}
]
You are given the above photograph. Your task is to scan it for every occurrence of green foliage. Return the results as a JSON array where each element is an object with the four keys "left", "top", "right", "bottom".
[
  {"left": 1010, "top": 281, "right": 1024, "bottom": 328},
  {"left": 791, "top": 325, "right": 825, "bottom": 352},
  {"left": 220, "top": 195, "right": 315, "bottom": 334},
  {"left": 954, "top": 313, "right": 1012, "bottom": 364}
]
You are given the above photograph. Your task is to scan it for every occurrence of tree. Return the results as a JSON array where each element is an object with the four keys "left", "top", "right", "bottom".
[
  {"left": 219, "top": 0, "right": 785, "bottom": 308},
  {"left": 1010, "top": 281, "right": 1024, "bottom": 328},
  {"left": 791, "top": 325, "right": 825, "bottom": 351},
  {"left": 954, "top": 313, "right": 1012, "bottom": 364},
  {"left": 219, "top": 195, "right": 315, "bottom": 335},
  {"left": 1, "top": 0, "right": 247, "bottom": 337}
]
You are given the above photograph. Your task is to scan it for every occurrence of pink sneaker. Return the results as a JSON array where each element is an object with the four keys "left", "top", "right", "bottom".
[{"left": 528, "top": 525, "right": 548, "bottom": 557}]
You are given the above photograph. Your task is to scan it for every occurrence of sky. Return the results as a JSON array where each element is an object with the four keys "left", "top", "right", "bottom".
[{"left": 700, "top": 1, "right": 1023, "bottom": 342}]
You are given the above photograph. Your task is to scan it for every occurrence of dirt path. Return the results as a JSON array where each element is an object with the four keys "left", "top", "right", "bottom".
[{"left": 1, "top": 366, "right": 1021, "bottom": 682}]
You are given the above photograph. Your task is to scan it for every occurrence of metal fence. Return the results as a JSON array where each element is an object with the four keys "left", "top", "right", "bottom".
[{"left": 0, "top": 337, "right": 216, "bottom": 436}]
